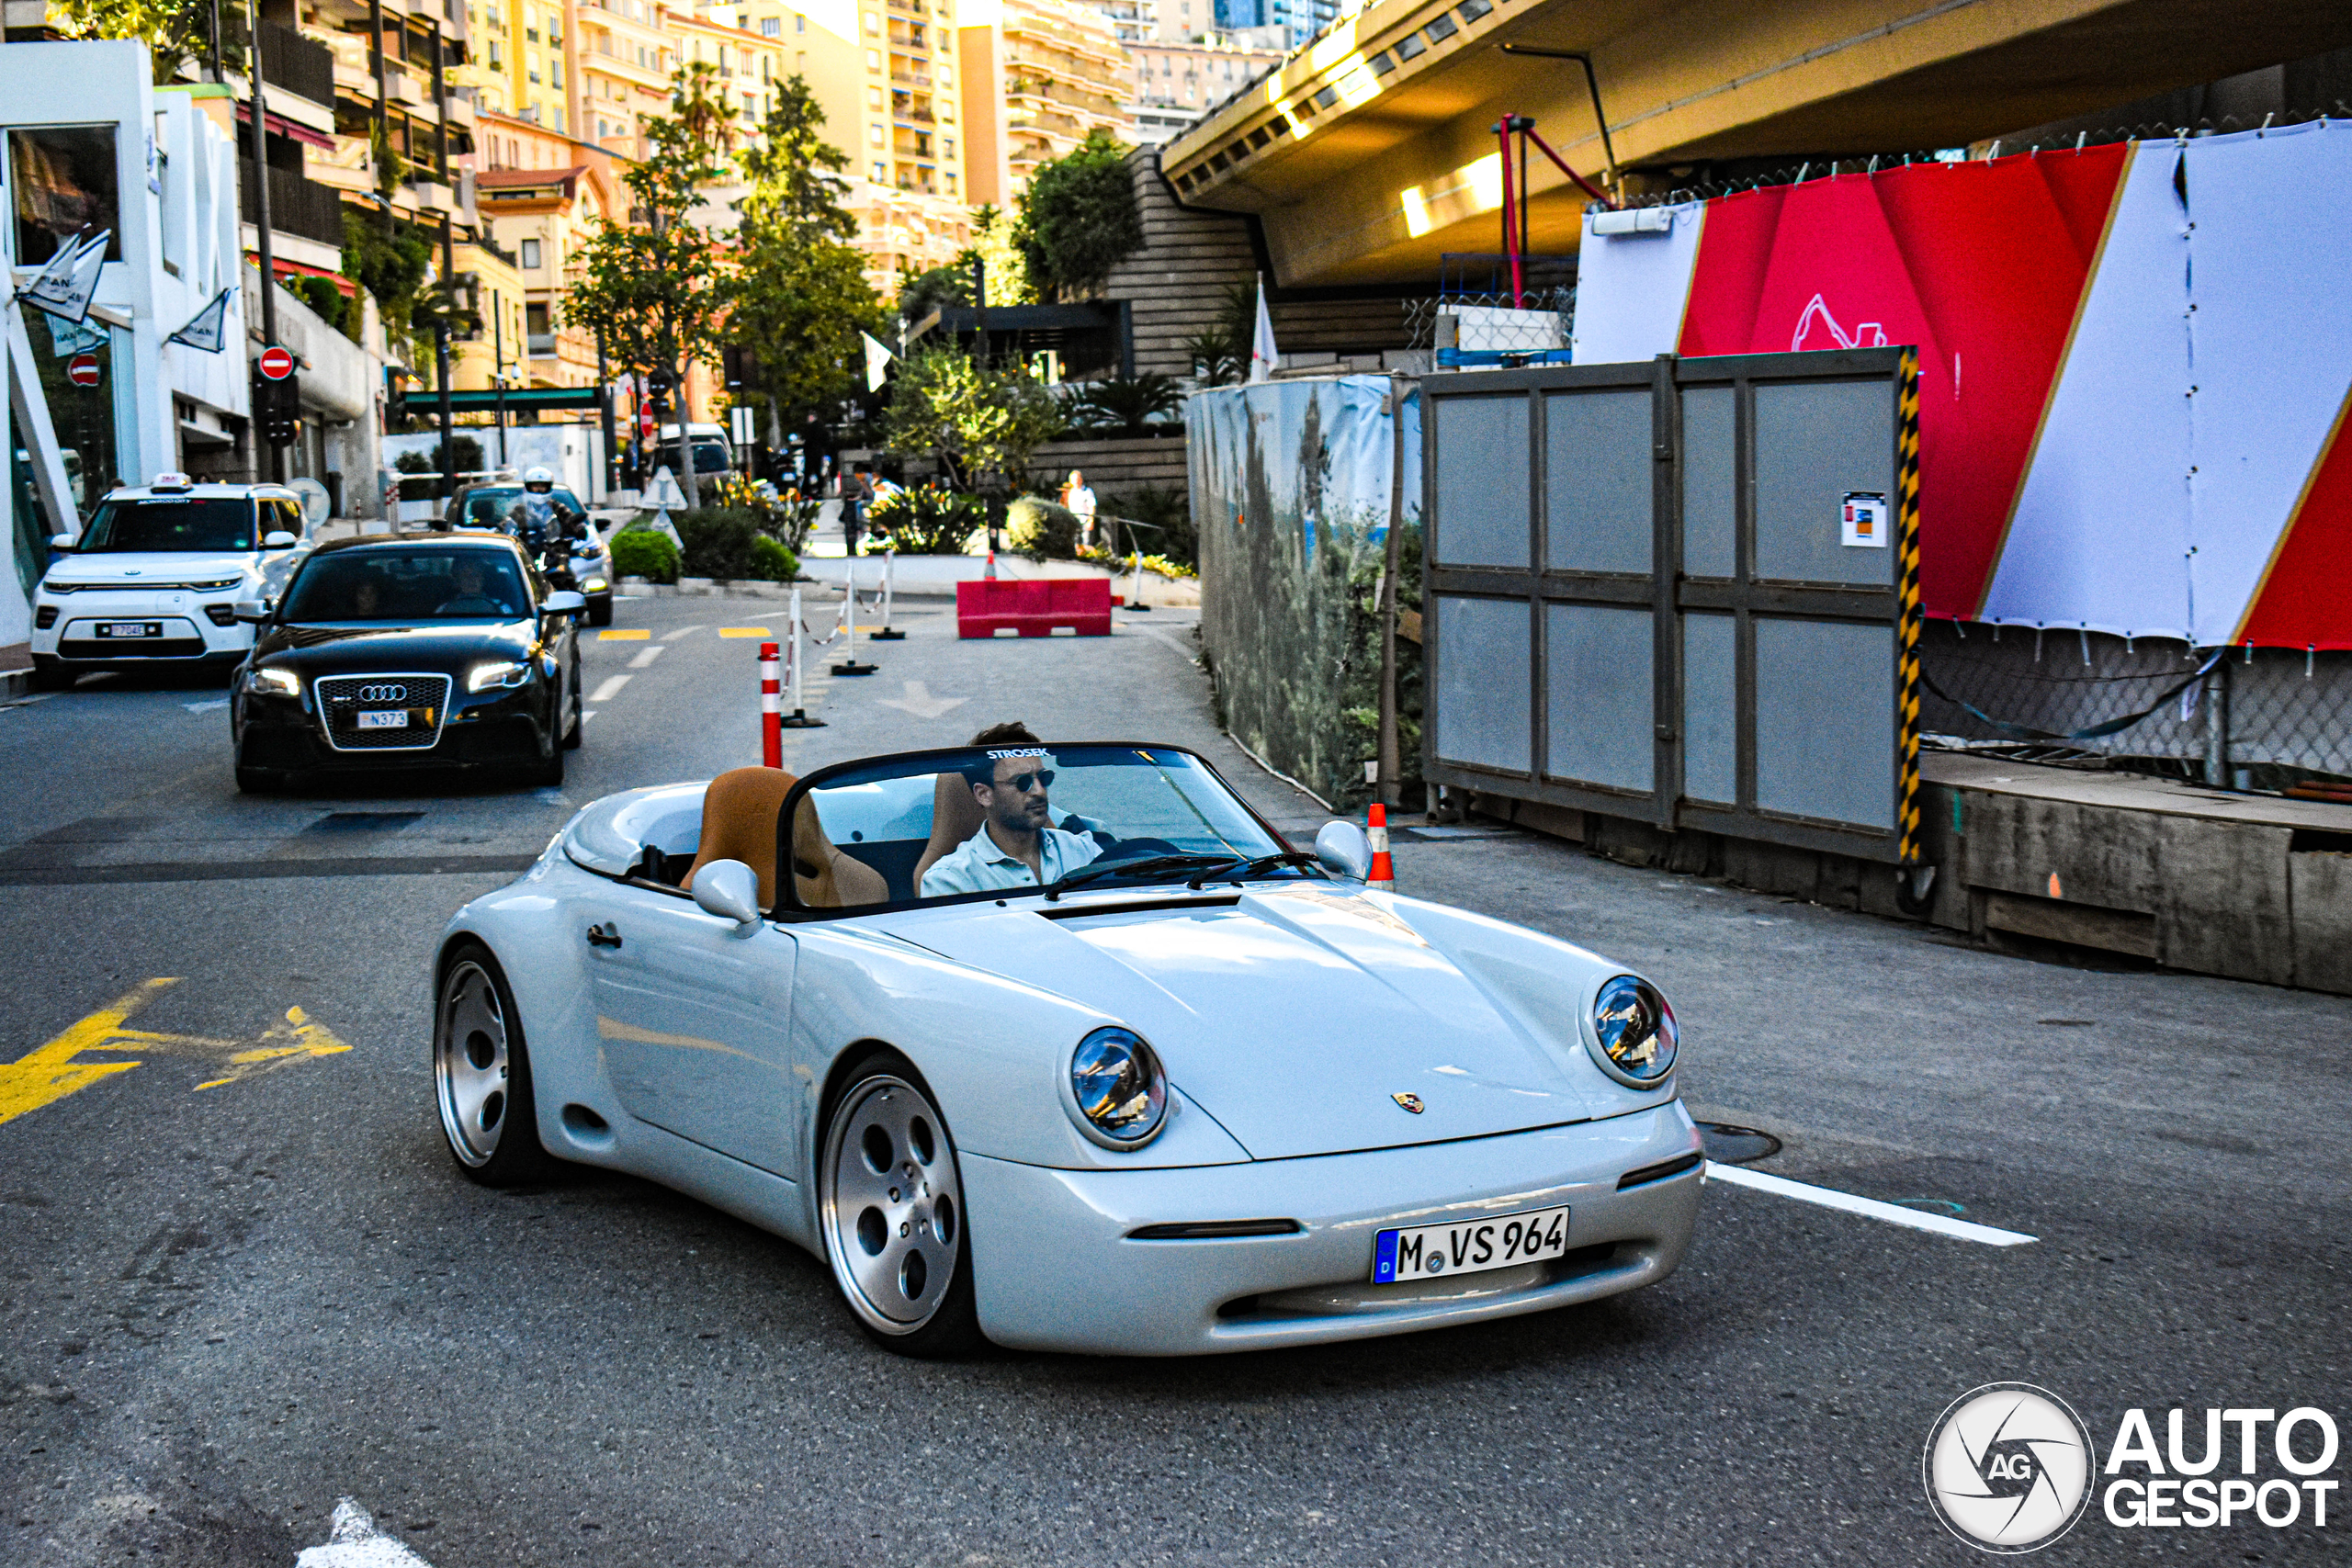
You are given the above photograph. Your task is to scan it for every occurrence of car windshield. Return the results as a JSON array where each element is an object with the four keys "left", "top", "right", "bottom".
[
  {"left": 76, "top": 497, "right": 253, "bottom": 552},
  {"left": 458, "top": 487, "right": 583, "bottom": 527},
  {"left": 280, "top": 549, "right": 530, "bottom": 622},
  {"left": 786, "top": 745, "right": 1300, "bottom": 911}
]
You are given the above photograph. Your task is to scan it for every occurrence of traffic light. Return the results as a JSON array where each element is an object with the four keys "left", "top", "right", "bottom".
[{"left": 254, "top": 367, "right": 301, "bottom": 446}]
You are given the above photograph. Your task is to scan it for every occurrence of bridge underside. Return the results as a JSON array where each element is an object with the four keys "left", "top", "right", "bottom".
[{"left": 1163, "top": 0, "right": 2352, "bottom": 288}]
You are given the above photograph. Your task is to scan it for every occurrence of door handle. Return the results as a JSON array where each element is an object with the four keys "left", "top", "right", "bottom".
[{"left": 586, "top": 921, "right": 623, "bottom": 949}]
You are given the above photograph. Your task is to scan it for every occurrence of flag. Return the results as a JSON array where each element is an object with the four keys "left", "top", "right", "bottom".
[
  {"left": 42, "top": 311, "right": 107, "bottom": 357},
  {"left": 18, "top": 230, "right": 110, "bottom": 324},
  {"left": 862, "top": 331, "right": 895, "bottom": 393},
  {"left": 165, "top": 287, "right": 235, "bottom": 353},
  {"left": 1249, "top": 272, "right": 1278, "bottom": 383}
]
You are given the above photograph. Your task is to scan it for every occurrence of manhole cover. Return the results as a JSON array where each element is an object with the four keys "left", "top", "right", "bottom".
[{"left": 1697, "top": 1122, "right": 1781, "bottom": 1165}]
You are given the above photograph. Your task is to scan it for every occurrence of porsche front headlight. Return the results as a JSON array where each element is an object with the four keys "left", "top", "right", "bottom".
[
  {"left": 242, "top": 666, "right": 300, "bottom": 697},
  {"left": 468, "top": 660, "right": 530, "bottom": 692},
  {"left": 1066, "top": 1027, "right": 1168, "bottom": 1148},
  {"left": 1586, "top": 975, "right": 1678, "bottom": 1088}
]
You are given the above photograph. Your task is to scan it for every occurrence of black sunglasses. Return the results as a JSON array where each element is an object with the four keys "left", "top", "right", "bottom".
[{"left": 995, "top": 769, "right": 1055, "bottom": 794}]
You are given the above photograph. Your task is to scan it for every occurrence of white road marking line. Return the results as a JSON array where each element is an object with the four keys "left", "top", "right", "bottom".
[
  {"left": 1704, "top": 1161, "right": 2038, "bottom": 1247},
  {"left": 875, "top": 679, "right": 968, "bottom": 719},
  {"left": 182, "top": 698, "right": 230, "bottom": 713},
  {"left": 589, "top": 674, "right": 632, "bottom": 703},
  {"left": 295, "top": 1498, "right": 435, "bottom": 1566},
  {"left": 662, "top": 624, "right": 707, "bottom": 639},
  {"left": 628, "top": 643, "right": 667, "bottom": 669},
  {"left": 581, "top": 709, "right": 597, "bottom": 724},
  {"left": 535, "top": 788, "right": 571, "bottom": 806}
]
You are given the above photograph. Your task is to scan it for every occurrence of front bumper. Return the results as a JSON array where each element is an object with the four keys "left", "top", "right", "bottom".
[
  {"left": 33, "top": 593, "right": 254, "bottom": 664},
  {"left": 235, "top": 684, "right": 553, "bottom": 772},
  {"left": 961, "top": 1101, "right": 1703, "bottom": 1356}
]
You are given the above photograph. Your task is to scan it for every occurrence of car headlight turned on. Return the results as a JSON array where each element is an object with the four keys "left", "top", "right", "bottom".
[
  {"left": 1066, "top": 1026, "right": 1168, "bottom": 1148},
  {"left": 1586, "top": 975, "right": 1678, "bottom": 1088},
  {"left": 468, "top": 660, "right": 531, "bottom": 692},
  {"left": 581, "top": 576, "right": 608, "bottom": 593},
  {"left": 242, "top": 667, "right": 300, "bottom": 697}
]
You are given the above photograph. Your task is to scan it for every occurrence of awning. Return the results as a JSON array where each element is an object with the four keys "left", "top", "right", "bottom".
[{"left": 234, "top": 101, "right": 337, "bottom": 152}]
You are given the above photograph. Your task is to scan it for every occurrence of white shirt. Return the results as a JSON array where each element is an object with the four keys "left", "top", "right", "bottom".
[
  {"left": 1067, "top": 485, "right": 1096, "bottom": 520},
  {"left": 921, "top": 821, "right": 1102, "bottom": 897}
]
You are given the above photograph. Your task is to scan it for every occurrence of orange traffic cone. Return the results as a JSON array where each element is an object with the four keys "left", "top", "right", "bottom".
[
  {"left": 985, "top": 550, "right": 999, "bottom": 580},
  {"left": 1366, "top": 802, "right": 1396, "bottom": 891}
]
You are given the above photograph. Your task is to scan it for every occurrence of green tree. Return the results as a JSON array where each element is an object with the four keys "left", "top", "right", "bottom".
[
  {"left": 731, "top": 76, "right": 884, "bottom": 437},
  {"left": 880, "top": 346, "right": 1064, "bottom": 495},
  {"left": 895, "top": 263, "right": 967, "bottom": 330},
  {"left": 1017, "top": 130, "right": 1140, "bottom": 301},
  {"left": 968, "top": 205, "right": 1035, "bottom": 306},
  {"left": 49, "top": 0, "right": 219, "bottom": 83},
  {"left": 561, "top": 62, "right": 737, "bottom": 508}
]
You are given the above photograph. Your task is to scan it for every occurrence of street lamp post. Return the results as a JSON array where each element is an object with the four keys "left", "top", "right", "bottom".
[{"left": 244, "top": 0, "right": 281, "bottom": 483}]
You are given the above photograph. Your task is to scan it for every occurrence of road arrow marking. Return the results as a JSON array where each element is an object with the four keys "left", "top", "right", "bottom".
[
  {"left": 296, "top": 1498, "right": 436, "bottom": 1567},
  {"left": 0, "top": 980, "right": 352, "bottom": 1127},
  {"left": 876, "top": 680, "right": 968, "bottom": 720}
]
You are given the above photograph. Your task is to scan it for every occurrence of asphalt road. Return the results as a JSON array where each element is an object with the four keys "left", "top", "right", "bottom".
[{"left": 0, "top": 587, "right": 2345, "bottom": 1566}]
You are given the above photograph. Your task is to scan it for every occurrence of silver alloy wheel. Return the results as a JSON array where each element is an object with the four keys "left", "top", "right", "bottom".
[
  {"left": 436, "top": 959, "right": 512, "bottom": 1167},
  {"left": 820, "top": 1075, "right": 963, "bottom": 1335}
]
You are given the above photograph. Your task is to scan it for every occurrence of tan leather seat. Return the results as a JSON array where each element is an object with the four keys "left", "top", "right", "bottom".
[
  {"left": 913, "top": 771, "right": 987, "bottom": 892},
  {"left": 684, "top": 767, "right": 886, "bottom": 909}
]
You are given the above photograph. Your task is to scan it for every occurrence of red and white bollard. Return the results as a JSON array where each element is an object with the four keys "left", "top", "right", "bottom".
[
  {"left": 760, "top": 641, "right": 783, "bottom": 768},
  {"left": 1367, "top": 802, "right": 1396, "bottom": 891}
]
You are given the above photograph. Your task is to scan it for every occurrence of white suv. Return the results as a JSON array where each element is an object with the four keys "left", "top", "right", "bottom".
[{"left": 29, "top": 475, "right": 313, "bottom": 689}]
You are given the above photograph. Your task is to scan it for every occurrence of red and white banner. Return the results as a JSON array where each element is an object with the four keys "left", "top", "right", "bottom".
[{"left": 1573, "top": 122, "right": 2352, "bottom": 649}]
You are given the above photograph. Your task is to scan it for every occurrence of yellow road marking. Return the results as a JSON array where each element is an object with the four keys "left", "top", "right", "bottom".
[
  {"left": 718, "top": 626, "right": 773, "bottom": 638},
  {"left": 0, "top": 983, "right": 352, "bottom": 1127},
  {"left": 597, "top": 628, "right": 650, "bottom": 641}
]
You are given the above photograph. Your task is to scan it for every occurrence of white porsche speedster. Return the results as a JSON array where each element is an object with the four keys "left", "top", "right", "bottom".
[{"left": 433, "top": 743, "right": 1703, "bottom": 1357}]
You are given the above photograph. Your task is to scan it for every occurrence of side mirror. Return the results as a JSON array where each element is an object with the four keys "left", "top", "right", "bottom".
[
  {"left": 263, "top": 530, "right": 298, "bottom": 549},
  {"left": 1315, "top": 820, "right": 1374, "bottom": 881},
  {"left": 232, "top": 602, "right": 272, "bottom": 625},
  {"left": 540, "top": 590, "right": 586, "bottom": 618},
  {"left": 48, "top": 533, "right": 75, "bottom": 551},
  {"left": 690, "top": 858, "right": 762, "bottom": 929}
]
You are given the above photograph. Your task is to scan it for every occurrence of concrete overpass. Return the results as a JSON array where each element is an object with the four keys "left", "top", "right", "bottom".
[{"left": 1161, "top": 0, "right": 2352, "bottom": 287}]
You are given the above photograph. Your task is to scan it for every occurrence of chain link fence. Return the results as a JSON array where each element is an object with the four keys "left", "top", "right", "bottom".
[
  {"left": 1918, "top": 620, "right": 2352, "bottom": 792},
  {"left": 1408, "top": 254, "right": 1577, "bottom": 359}
]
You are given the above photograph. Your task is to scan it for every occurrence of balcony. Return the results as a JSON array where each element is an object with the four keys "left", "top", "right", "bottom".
[
  {"left": 239, "top": 164, "right": 346, "bottom": 248},
  {"left": 527, "top": 333, "right": 559, "bottom": 355},
  {"left": 260, "top": 21, "right": 336, "bottom": 108}
]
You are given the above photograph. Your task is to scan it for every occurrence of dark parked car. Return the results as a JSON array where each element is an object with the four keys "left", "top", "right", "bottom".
[{"left": 231, "top": 536, "right": 583, "bottom": 793}]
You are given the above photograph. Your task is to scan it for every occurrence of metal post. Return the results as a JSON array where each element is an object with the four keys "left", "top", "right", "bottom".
[
  {"left": 368, "top": 0, "right": 390, "bottom": 236},
  {"left": 245, "top": 0, "right": 281, "bottom": 482},
  {"left": 436, "top": 215, "right": 455, "bottom": 503},
  {"left": 2202, "top": 658, "right": 2233, "bottom": 787},
  {"left": 780, "top": 585, "right": 824, "bottom": 727},
  {"left": 596, "top": 334, "right": 617, "bottom": 499},
  {"left": 493, "top": 296, "right": 508, "bottom": 467},
  {"left": 431, "top": 18, "right": 447, "bottom": 182},
  {"left": 1494, "top": 115, "right": 1521, "bottom": 310},
  {"left": 209, "top": 0, "right": 222, "bottom": 83},
  {"left": 1377, "top": 375, "right": 1408, "bottom": 808}
]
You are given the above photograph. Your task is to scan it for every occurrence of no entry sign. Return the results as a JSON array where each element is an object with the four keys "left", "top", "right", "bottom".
[
  {"left": 65, "top": 353, "right": 100, "bottom": 388},
  {"left": 258, "top": 344, "right": 295, "bottom": 380}
]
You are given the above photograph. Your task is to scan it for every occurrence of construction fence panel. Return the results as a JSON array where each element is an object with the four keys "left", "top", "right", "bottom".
[
  {"left": 1422, "top": 348, "right": 1923, "bottom": 863},
  {"left": 1188, "top": 376, "right": 1422, "bottom": 809}
]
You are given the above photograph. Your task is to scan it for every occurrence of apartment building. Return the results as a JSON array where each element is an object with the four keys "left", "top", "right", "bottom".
[
  {"left": 571, "top": 0, "right": 682, "bottom": 156},
  {"left": 959, "top": 0, "right": 1132, "bottom": 205},
  {"left": 474, "top": 109, "right": 630, "bottom": 389},
  {"left": 1128, "top": 34, "right": 1278, "bottom": 133},
  {"left": 464, "top": 0, "right": 571, "bottom": 132}
]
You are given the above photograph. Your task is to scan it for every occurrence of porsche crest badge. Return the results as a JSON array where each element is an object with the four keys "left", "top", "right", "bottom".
[{"left": 1391, "top": 1092, "right": 1424, "bottom": 1113}]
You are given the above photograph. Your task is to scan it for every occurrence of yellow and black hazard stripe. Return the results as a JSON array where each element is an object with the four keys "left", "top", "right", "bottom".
[{"left": 1894, "top": 349, "right": 1925, "bottom": 867}]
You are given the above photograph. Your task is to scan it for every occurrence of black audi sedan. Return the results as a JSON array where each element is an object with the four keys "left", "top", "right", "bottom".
[{"left": 230, "top": 536, "right": 583, "bottom": 793}]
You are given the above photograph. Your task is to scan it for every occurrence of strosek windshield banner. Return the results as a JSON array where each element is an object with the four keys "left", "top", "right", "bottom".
[{"left": 1571, "top": 122, "right": 2352, "bottom": 650}]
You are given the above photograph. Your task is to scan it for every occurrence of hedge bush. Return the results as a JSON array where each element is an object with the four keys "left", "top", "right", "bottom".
[
  {"left": 1003, "top": 496, "right": 1081, "bottom": 559},
  {"left": 608, "top": 529, "right": 679, "bottom": 584},
  {"left": 866, "top": 488, "right": 983, "bottom": 555},
  {"left": 749, "top": 534, "right": 798, "bottom": 581}
]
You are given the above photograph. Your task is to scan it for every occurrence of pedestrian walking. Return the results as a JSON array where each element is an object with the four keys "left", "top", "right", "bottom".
[
  {"left": 1062, "top": 469, "right": 1098, "bottom": 552},
  {"left": 840, "top": 466, "right": 867, "bottom": 558}
]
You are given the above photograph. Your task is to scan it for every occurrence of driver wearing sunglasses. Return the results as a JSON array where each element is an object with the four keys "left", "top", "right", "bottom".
[{"left": 920, "top": 747, "right": 1102, "bottom": 897}]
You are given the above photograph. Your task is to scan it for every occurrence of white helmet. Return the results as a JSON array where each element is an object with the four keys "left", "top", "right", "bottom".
[{"left": 523, "top": 466, "right": 555, "bottom": 491}]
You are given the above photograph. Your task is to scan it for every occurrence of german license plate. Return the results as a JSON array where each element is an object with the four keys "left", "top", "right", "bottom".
[
  {"left": 356, "top": 709, "right": 409, "bottom": 730},
  {"left": 1373, "top": 1204, "right": 1571, "bottom": 1285},
  {"left": 100, "top": 622, "right": 158, "bottom": 638}
]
